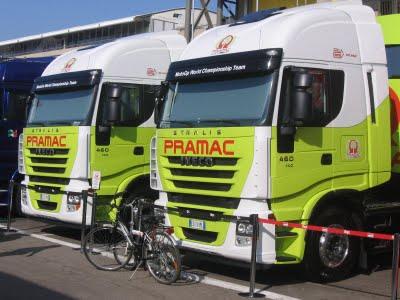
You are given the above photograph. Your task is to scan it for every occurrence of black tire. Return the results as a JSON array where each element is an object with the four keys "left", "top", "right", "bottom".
[
  {"left": 303, "top": 207, "right": 360, "bottom": 282},
  {"left": 83, "top": 225, "right": 133, "bottom": 271},
  {"left": 146, "top": 231, "right": 181, "bottom": 284}
]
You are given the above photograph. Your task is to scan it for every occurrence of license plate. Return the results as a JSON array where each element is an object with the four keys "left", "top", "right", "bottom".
[
  {"left": 40, "top": 193, "right": 50, "bottom": 201},
  {"left": 189, "top": 219, "right": 205, "bottom": 231}
]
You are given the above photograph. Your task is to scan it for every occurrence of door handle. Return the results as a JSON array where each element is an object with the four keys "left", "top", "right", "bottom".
[
  {"left": 133, "top": 146, "right": 144, "bottom": 156},
  {"left": 321, "top": 153, "right": 332, "bottom": 165}
]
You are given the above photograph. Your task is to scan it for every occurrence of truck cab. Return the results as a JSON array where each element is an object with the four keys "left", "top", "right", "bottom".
[
  {"left": 19, "top": 32, "right": 186, "bottom": 224},
  {"left": 153, "top": 1, "right": 391, "bottom": 281},
  {"left": 0, "top": 57, "right": 52, "bottom": 209}
]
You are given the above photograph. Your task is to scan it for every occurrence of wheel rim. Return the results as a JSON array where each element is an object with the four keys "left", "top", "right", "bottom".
[
  {"left": 147, "top": 232, "right": 179, "bottom": 283},
  {"left": 318, "top": 224, "right": 349, "bottom": 268},
  {"left": 85, "top": 227, "right": 130, "bottom": 270}
]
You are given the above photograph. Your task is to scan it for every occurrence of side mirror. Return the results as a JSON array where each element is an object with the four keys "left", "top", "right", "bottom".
[
  {"left": 291, "top": 72, "right": 313, "bottom": 126},
  {"left": 154, "top": 81, "right": 169, "bottom": 125},
  {"left": 106, "top": 84, "right": 122, "bottom": 124}
]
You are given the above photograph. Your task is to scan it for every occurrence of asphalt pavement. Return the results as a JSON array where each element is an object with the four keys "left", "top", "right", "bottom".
[{"left": 0, "top": 217, "right": 397, "bottom": 300}]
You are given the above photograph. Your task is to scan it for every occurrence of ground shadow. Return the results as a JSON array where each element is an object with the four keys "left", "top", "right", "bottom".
[
  {"left": 0, "top": 230, "right": 22, "bottom": 243},
  {"left": 182, "top": 252, "right": 303, "bottom": 287},
  {"left": 182, "top": 251, "right": 395, "bottom": 298},
  {"left": 0, "top": 271, "right": 74, "bottom": 299},
  {"left": 41, "top": 226, "right": 81, "bottom": 241},
  {"left": 0, "top": 244, "right": 60, "bottom": 258}
]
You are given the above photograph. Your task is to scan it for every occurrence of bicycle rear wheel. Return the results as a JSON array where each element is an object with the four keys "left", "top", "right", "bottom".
[
  {"left": 83, "top": 224, "right": 133, "bottom": 271},
  {"left": 145, "top": 231, "right": 181, "bottom": 284}
]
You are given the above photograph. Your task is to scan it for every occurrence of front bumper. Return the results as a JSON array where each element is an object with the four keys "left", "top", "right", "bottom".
[
  {"left": 20, "top": 177, "right": 92, "bottom": 225},
  {"left": 155, "top": 192, "right": 276, "bottom": 264}
]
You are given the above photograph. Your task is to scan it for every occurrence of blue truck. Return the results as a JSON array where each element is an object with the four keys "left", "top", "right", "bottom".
[{"left": 0, "top": 57, "right": 53, "bottom": 214}]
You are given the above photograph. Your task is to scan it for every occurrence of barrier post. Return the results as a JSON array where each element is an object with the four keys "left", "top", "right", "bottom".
[
  {"left": 239, "top": 214, "right": 264, "bottom": 298},
  {"left": 6, "top": 180, "right": 14, "bottom": 232},
  {"left": 80, "top": 190, "right": 88, "bottom": 252},
  {"left": 391, "top": 233, "right": 400, "bottom": 300},
  {"left": 90, "top": 191, "right": 97, "bottom": 232}
]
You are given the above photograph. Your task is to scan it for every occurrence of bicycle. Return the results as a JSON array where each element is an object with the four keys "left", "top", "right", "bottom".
[{"left": 83, "top": 197, "right": 181, "bottom": 284}]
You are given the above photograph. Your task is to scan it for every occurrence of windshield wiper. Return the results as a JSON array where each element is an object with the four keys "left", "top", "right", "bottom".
[
  {"left": 197, "top": 119, "right": 241, "bottom": 126},
  {"left": 27, "top": 122, "right": 47, "bottom": 127},
  {"left": 49, "top": 121, "right": 75, "bottom": 126},
  {"left": 163, "top": 120, "right": 193, "bottom": 127}
]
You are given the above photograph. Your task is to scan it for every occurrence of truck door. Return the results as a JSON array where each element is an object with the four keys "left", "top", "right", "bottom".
[
  {"left": 91, "top": 83, "right": 155, "bottom": 196},
  {"left": 271, "top": 64, "right": 344, "bottom": 215}
]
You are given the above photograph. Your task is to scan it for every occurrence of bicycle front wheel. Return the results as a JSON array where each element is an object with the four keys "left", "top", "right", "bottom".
[
  {"left": 83, "top": 225, "right": 133, "bottom": 271},
  {"left": 145, "top": 231, "right": 181, "bottom": 284}
]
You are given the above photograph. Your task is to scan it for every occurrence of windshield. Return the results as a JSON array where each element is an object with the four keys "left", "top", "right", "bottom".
[
  {"left": 28, "top": 88, "right": 95, "bottom": 126},
  {"left": 160, "top": 74, "right": 275, "bottom": 128}
]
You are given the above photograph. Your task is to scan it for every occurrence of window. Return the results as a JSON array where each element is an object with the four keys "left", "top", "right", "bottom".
[
  {"left": 120, "top": 86, "right": 140, "bottom": 124},
  {"left": 386, "top": 45, "right": 400, "bottom": 78},
  {"left": 161, "top": 75, "right": 276, "bottom": 128},
  {"left": 28, "top": 88, "right": 95, "bottom": 126},
  {"left": 278, "top": 67, "right": 344, "bottom": 127},
  {"left": 98, "top": 83, "right": 156, "bottom": 127},
  {"left": 6, "top": 91, "right": 29, "bottom": 121}
]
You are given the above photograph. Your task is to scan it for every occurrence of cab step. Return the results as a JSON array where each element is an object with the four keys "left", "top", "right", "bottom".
[
  {"left": 276, "top": 231, "right": 298, "bottom": 238},
  {"left": 365, "top": 202, "right": 400, "bottom": 216}
]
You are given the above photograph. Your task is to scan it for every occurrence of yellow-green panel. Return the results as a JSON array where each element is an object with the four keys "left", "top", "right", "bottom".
[{"left": 377, "top": 14, "right": 400, "bottom": 45}]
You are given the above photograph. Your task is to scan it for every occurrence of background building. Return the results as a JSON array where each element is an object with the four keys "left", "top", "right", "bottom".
[
  {"left": 1, "top": 0, "right": 398, "bottom": 58},
  {"left": 240, "top": 0, "right": 399, "bottom": 15},
  {"left": 0, "top": 8, "right": 216, "bottom": 58}
]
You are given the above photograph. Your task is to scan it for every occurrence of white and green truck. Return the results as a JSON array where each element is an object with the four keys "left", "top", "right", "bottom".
[
  {"left": 18, "top": 32, "right": 186, "bottom": 225},
  {"left": 152, "top": 1, "right": 400, "bottom": 281}
]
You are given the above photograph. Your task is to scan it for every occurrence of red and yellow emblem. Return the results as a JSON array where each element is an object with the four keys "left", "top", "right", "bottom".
[
  {"left": 63, "top": 58, "right": 77, "bottom": 72},
  {"left": 212, "top": 35, "right": 235, "bottom": 54}
]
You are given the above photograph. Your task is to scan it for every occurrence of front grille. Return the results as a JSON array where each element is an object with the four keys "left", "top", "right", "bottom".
[
  {"left": 30, "top": 176, "right": 70, "bottom": 185},
  {"left": 182, "top": 228, "right": 218, "bottom": 243},
  {"left": 32, "top": 166, "right": 65, "bottom": 174},
  {"left": 29, "top": 148, "right": 69, "bottom": 155},
  {"left": 168, "top": 156, "right": 238, "bottom": 166},
  {"left": 33, "top": 185, "right": 61, "bottom": 194},
  {"left": 173, "top": 180, "right": 231, "bottom": 192},
  {"left": 170, "top": 168, "right": 235, "bottom": 179},
  {"left": 179, "top": 207, "right": 222, "bottom": 221},
  {"left": 169, "top": 193, "right": 240, "bottom": 209},
  {"left": 37, "top": 201, "right": 57, "bottom": 211},
  {"left": 31, "top": 157, "right": 68, "bottom": 164},
  {"left": 164, "top": 156, "right": 238, "bottom": 192}
]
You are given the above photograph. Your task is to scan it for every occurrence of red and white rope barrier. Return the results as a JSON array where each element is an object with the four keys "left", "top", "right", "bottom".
[{"left": 258, "top": 218, "right": 394, "bottom": 241}]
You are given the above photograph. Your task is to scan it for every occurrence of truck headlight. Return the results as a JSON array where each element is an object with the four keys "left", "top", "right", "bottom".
[
  {"left": 67, "top": 193, "right": 82, "bottom": 205},
  {"left": 235, "top": 220, "right": 253, "bottom": 247},
  {"left": 67, "top": 193, "right": 82, "bottom": 212},
  {"left": 21, "top": 186, "right": 28, "bottom": 205},
  {"left": 18, "top": 134, "right": 25, "bottom": 174}
]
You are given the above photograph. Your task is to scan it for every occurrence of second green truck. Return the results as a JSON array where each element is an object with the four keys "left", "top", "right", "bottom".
[{"left": 18, "top": 32, "right": 186, "bottom": 224}]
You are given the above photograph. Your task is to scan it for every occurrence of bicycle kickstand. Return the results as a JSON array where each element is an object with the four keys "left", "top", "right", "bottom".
[{"left": 129, "top": 260, "right": 143, "bottom": 281}]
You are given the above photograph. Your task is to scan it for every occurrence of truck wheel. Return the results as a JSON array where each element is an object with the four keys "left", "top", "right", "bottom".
[{"left": 303, "top": 207, "right": 360, "bottom": 282}]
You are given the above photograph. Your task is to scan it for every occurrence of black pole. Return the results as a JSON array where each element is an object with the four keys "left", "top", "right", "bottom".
[
  {"left": 239, "top": 214, "right": 264, "bottom": 298},
  {"left": 184, "top": 0, "right": 192, "bottom": 42},
  {"left": 80, "top": 190, "right": 88, "bottom": 252},
  {"left": 392, "top": 233, "right": 400, "bottom": 300},
  {"left": 6, "top": 180, "right": 14, "bottom": 232},
  {"left": 90, "top": 191, "right": 96, "bottom": 231}
]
